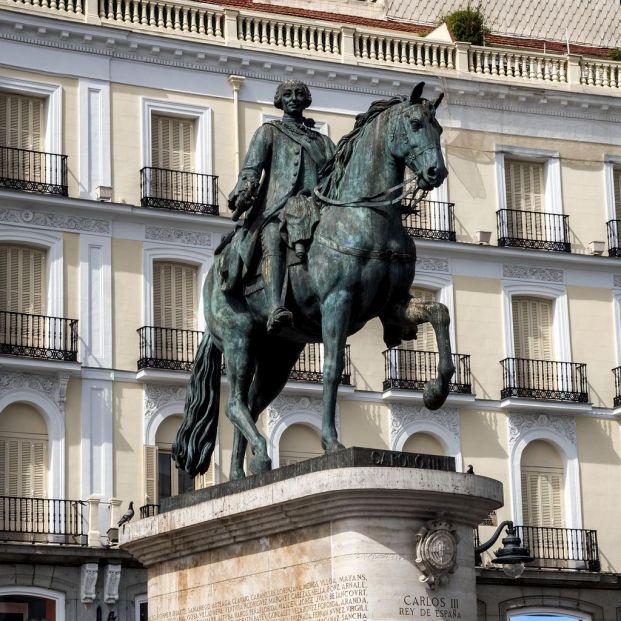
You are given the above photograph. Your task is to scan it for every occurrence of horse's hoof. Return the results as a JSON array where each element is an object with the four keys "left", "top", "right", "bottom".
[
  {"left": 230, "top": 468, "right": 246, "bottom": 481},
  {"left": 323, "top": 439, "right": 345, "bottom": 454},
  {"left": 423, "top": 380, "right": 449, "bottom": 411},
  {"left": 250, "top": 453, "right": 272, "bottom": 475}
]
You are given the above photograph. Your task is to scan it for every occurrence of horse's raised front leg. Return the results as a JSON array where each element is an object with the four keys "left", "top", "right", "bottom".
[
  {"left": 399, "top": 299, "right": 455, "bottom": 410},
  {"left": 320, "top": 292, "right": 350, "bottom": 453}
]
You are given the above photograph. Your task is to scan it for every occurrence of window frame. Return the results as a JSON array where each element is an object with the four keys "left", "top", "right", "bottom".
[
  {"left": 141, "top": 98, "right": 212, "bottom": 174},
  {"left": 604, "top": 154, "right": 621, "bottom": 222},
  {"left": 495, "top": 145, "right": 562, "bottom": 216}
]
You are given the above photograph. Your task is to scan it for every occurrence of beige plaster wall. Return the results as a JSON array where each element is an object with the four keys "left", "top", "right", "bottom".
[
  {"left": 453, "top": 276, "right": 504, "bottom": 400},
  {"left": 347, "top": 319, "right": 386, "bottom": 392},
  {"left": 64, "top": 378, "right": 82, "bottom": 500},
  {"left": 576, "top": 416, "right": 621, "bottom": 572},
  {"left": 0, "top": 403, "right": 47, "bottom": 434},
  {"left": 338, "top": 400, "right": 389, "bottom": 449},
  {"left": 567, "top": 285, "right": 615, "bottom": 407},
  {"left": 113, "top": 382, "right": 144, "bottom": 505},
  {"left": 112, "top": 238, "right": 142, "bottom": 371}
]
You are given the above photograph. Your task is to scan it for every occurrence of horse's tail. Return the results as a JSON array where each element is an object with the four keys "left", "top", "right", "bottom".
[{"left": 172, "top": 332, "right": 221, "bottom": 477}]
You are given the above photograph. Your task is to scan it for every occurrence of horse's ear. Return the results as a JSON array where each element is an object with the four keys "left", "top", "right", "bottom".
[
  {"left": 433, "top": 93, "right": 445, "bottom": 109},
  {"left": 410, "top": 82, "right": 425, "bottom": 104}
]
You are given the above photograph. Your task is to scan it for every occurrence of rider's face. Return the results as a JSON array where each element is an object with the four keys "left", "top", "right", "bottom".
[{"left": 281, "top": 87, "right": 307, "bottom": 118}]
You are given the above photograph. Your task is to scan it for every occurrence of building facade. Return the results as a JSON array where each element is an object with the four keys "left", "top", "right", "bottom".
[{"left": 1, "top": 0, "right": 621, "bottom": 619}]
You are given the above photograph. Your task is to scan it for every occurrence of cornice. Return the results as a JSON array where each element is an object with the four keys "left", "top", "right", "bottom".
[{"left": 1, "top": 10, "right": 621, "bottom": 125}]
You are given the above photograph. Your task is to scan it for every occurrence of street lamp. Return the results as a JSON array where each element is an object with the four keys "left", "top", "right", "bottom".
[{"left": 475, "top": 520, "right": 534, "bottom": 578}]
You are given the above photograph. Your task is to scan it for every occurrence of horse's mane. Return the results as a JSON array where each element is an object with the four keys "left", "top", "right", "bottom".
[{"left": 318, "top": 96, "right": 406, "bottom": 199}]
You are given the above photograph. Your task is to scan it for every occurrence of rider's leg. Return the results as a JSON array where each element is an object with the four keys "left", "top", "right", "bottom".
[{"left": 262, "top": 220, "right": 293, "bottom": 334}]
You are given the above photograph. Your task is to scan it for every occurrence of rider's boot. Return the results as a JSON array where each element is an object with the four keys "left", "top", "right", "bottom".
[{"left": 263, "top": 252, "right": 293, "bottom": 335}]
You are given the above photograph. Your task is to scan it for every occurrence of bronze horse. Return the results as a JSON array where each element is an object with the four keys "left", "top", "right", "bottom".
[{"left": 173, "top": 82, "right": 454, "bottom": 480}]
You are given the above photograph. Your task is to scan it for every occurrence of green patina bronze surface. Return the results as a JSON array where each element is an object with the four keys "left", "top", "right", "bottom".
[{"left": 173, "top": 81, "right": 454, "bottom": 480}]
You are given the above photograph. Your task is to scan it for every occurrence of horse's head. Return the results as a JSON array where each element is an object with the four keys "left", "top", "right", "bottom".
[{"left": 390, "top": 82, "right": 447, "bottom": 191}]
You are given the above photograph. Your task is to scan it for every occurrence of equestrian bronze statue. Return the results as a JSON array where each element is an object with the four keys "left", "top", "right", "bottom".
[{"left": 173, "top": 80, "right": 454, "bottom": 480}]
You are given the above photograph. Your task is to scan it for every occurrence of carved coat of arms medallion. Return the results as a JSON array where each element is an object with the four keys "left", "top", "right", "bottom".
[{"left": 415, "top": 516, "right": 459, "bottom": 589}]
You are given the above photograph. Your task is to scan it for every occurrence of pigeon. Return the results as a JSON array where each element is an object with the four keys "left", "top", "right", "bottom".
[
  {"left": 107, "top": 613, "right": 117, "bottom": 621},
  {"left": 117, "top": 501, "right": 134, "bottom": 527},
  {"left": 466, "top": 464, "right": 475, "bottom": 474}
]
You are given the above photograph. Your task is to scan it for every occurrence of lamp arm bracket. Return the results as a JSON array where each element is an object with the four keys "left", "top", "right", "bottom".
[{"left": 475, "top": 520, "right": 514, "bottom": 554}]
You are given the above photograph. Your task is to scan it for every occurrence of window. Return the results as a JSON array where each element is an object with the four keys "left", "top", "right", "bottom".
[
  {"left": 0, "top": 245, "right": 46, "bottom": 314},
  {"left": 278, "top": 423, "right": 322, "bottom": 466},
  {"left": 153, "top": 261, "right": 197, "bottom": 331},
  {"left": 405, "top": 287, "right": 437, "bottom": 352},
  {"left": 512, "top": 297, "right": 552, "bottom": 360},
  {"left": 520, "top": 440, "right": 564, "bottom": 528},
  {"left": 144, "top": 415, "right": 213, "bottom": 507},
  {"left": 0, "top": 92, "right": 44, "bottom": 150},
  {"left": 613, "top": 167, "right": 621, "bottom": 220},
  {"left": 151, "top": 115, "right": 194, "bottom": 172},
  {"left": 505, "top": 159, "right": 544, "bottom": 213}
]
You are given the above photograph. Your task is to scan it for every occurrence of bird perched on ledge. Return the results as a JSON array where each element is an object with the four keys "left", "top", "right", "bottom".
[
  {"left": 466, "top": 464, "right": 475, "bottom": 474},
  {"left": 117, "top": 501, "right": 134, "bottom": 527}
]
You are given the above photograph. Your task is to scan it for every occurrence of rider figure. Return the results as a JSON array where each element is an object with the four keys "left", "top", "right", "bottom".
[{"left": 228, "top": 80, "right": 335, "bottom": 335}]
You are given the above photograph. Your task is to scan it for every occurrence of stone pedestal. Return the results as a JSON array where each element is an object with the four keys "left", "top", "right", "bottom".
[{"left": 121, "top": 449, "right": 502, "bottom": 621}]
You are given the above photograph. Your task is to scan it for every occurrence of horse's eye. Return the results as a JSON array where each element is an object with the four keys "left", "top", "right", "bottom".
[{"left": 411, "top": 120, "right": 422, "bottom": 131}]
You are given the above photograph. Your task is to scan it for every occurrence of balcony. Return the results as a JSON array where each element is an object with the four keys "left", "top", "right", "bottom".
[
  {"left": 402, "top": 199, "right": 456, "bottom": 242},
  {"left": 138, "top": 326, "right": 203, "bottom": 372},
  {"left": 606, "top": 220, "right": 621, "bottom": 257},
  {"left": 139, "top": 504, "right": 160, "bottom": 519},
  {"left": 383, "top": 349, "right": 471, "bottom": 393},
  {"left": 0, "top": 496, "right": 87, "bottom": 545},
  {"left": 501, "top": 358, "right": 588, "bottom": 403},
  {"left": 140, "top": 167, "right": 219, "bottom": 215},
  {"left": 613, "top": 367, "right": 621, "bottom": 407},
  {"left": 497, "top": 209, "right": 570, "bottom": 252},
  {"left": 0, "top": 311, "right": 79, "bottom": 362},
  {"left": 138, "top": 328, "right": 352, "bottom": 385},
  {"left": 0, "top": 146, "right": 68, "bottom": 196}
]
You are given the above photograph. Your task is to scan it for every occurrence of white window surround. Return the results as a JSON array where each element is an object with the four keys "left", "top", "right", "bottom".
[
  {"left": 0, "top": 390, "right": 65, "bottom": 500},
  {"left": 508, "top": 608, "right": 591, "bottom": 621},
  {"left": 271, "top": 416, "right": 322, "bottom": 470},
  {"left": 144, "top": 401, "right": 220, "bottom": 485},
  {"left": 509, "top": 427, "right": 582, "bottom": 530},
  {"left": 604, "top": 154, "right": 621, "bottom": 222},
  {"left": 495, "top": 145, "right": 563, "bottom": 215},
  {"left": 413, "top": 270, "right": 456, "bottom": 351},
  {"left": 143, "top": 244, "right": 212, "bottom": 332},
  {"left": 0, "top": 227, "right": 63, "bottom": 318},
  {"left": 0, "top": 76, "right": 62, "bottom": 154},
  {"left": 134, "top": 594, "right": 148, "bottom": 621},
  {"left": 0, "top": 587, "right": 65, "bottom": 621},
  {"left": 613, "top": 290, "right": 621, "bottom": 366},
  {"left": 502, "top": 280, "right": 571, "bottom": 361},
  {"left": 141, "top": 98, "right": 212, "bottom": 173},
  {"left": 392, "top": 423, "right": 462, "bottom": 473}
]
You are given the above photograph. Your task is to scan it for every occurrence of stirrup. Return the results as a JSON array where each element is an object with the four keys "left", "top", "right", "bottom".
[{"left": 267, "top": 306, "right": 293, "bottom": 335}]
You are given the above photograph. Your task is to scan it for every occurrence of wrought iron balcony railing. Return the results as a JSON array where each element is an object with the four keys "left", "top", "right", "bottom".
[
  {"left": 139, "top": 504, "right": 160, "bottom": 519},
  {"left": 501, "top": 358, "right": 588, "bottom": 402},
  {"left": 606, "top": 220, "right": 621, "bottom": 257},
  {"left": 137, "top": 326, "right": 203, "bottom": 372},
  {"left": 0, "top": 146, "right": 68, "bottom": 196},
  {"left": 497, "top": 209, "right": 570, "bottom": 252},
  {"left": 383, "top": 349, "right": 471, "bottom": 393},
  {"left": 613, "top": 366, "right": 621, "bottom": 407},
  {"left": 517, "top": 526, "right": 600, "bottom": 571},
  {"left": 289, "top": 343, "right": 351, "bottom": 385},
  {"left": 0, "top": 311, "right": 79, "bottom": 362},
  {"left": 0, "top": 496, "right": 87, "bottom": 545},
  {"left": 138, "top": 329, "right": 352, "bottom": 385},
  {"left": 140, "top": 167, "right": 219, "bottom": 215},
  {"left": 402, "top": 199, "right": 456, "bottom": 241}
]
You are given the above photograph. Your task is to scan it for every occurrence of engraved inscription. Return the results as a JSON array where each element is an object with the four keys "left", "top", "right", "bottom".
[
  {"left": 151, "top": 574, "right": 368, "bottom": 621},
  {"left": 399, "top": 595, "right": 461, "bottom": 618}
]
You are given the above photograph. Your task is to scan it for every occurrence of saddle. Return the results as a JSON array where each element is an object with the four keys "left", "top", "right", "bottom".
[{"left": 217, "top": 194, "right": 321, "bottom": 295}]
